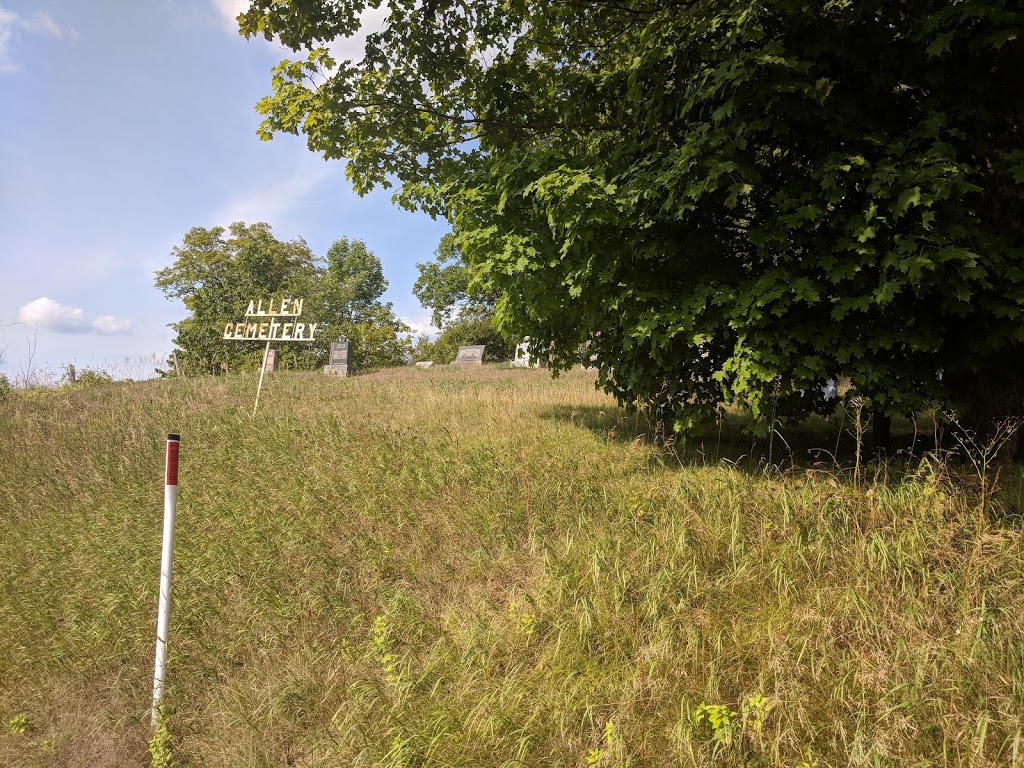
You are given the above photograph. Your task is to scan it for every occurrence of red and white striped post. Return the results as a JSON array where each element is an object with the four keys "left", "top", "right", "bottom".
[{"left": 152, "top": 433, "right": 180, "bottom": 727}]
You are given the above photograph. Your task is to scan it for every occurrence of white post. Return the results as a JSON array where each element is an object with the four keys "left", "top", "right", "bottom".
[
  {"left": 152, "top": 433, "right": 180, "bottom": 727},
  {"left": 253, "top": 341, "right": 272, "bottom": 417}
]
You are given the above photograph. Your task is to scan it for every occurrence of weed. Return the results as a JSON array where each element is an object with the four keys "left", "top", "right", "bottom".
[
  {"left": 148, "top": 707, "right": 174, "bottom": 768},
  {"left": 585, "top": 720, "right": 617, "bottom": 766},
  {"left": 945, "top": 411, "right": 1022, "bottom": 522},
  {"left": 693, "top": 703, "right": 738, "bottom": 746},
  {"left": 7, "top": 713, "right": 29, "bottom": 735}
]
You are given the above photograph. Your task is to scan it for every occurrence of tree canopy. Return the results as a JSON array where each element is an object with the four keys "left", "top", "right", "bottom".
[
  {"left": 240, "top": 0, "right": 1024, "bottom": 432},
  {"left": 155, "top": 222, "right": 317, "bottom": 374},
  {"left": 411, "top": 232, "right": 511, "bottom": 363},
  {"left": 312, "top": 237, "right": 411, "bottom": 369},
  {"left": 413, "top": 233, "right": 499, "bottom": 329},
  {"left": 155, "top": 223, "right": 410, "bottom": 374}
]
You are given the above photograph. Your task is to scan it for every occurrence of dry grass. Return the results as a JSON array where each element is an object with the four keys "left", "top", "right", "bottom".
[{"left": 0, "top": 366, "right": 1022, "bottom": 767}]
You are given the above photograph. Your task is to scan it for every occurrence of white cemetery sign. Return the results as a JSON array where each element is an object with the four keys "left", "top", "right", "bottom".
[
  {"left": 222, "top": 298, "right": 318, "bottom": 341},
  {"left": 222, "top": 297, "right": 317, "bottom": 414}
]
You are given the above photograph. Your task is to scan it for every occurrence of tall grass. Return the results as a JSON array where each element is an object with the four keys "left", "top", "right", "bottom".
[{"left": 0, "top": 367, "right": 1021, "bottom": 767}]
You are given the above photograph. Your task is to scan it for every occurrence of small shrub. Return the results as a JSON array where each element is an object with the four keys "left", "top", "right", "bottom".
[
  {"left": 7, "top": 713, "right": 30, "bottom": 734},
  {"left": 693, "top": 703, "right": 738, "bottom": 746},
  {"left": 148, "top": 707, "right": 175, "bottom": 768},
  {"left": 71, "top": 368, "right": 115, "bottom": 388}
]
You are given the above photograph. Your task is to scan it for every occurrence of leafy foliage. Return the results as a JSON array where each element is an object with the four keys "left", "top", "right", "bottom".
[
  {"left": 412, "top": 315, "right": 513, "bottom": 364},
  {"left": 413, "top": 232, "right": 510, "bottom": 362},
  {"left": 240, "top": 0, "right": 1024, "bottom": 433},
  {"left": 307, "top": 237, "right": 412, "bottom": 369},
  {"left": 155, "top": 222, "right": 318, "bottom": 375},
  {"left": 67, "top": 369, "right": 114, "bottom": 389},
  {"left": 413, "top": 233, "right": 499, "bottom": 329},
  {"left": 155, "top": 225, "right": 410, "bottom": 373}
]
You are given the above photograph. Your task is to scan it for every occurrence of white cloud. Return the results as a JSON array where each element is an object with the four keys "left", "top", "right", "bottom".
[
  {"left": 211, "top": 0, "right": 248, "bottom": 33},
  {"left": 214, "top": 162, "right": 337, "bottom": 227},
  {"left": 211, "top": 0, "right": 389, "bottom": 63},
  {"left": 0, "top": 8, "right": 20, "bottom": 73},
  {"left": 17, "top": 297, "right": 133, "bottom": 335},
  {"left": 399, "top": 312, "right": 438, "bottom": 338},
  {"left": 21, "top": 10, "right": 62, "bottom": 38},
  {"left": 0, "top": 5, "right": 69, "bottom": 74},
  {"left": 326, "top": 4, "right": 389, "bottom": 64},
  {"left": 91, "top": 315, "right": 134, "bottom": 334}
]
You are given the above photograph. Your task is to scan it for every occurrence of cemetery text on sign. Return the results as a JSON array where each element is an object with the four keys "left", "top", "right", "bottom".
[{"left": 222, "top": 297, "right": 318, "bottom": 341}]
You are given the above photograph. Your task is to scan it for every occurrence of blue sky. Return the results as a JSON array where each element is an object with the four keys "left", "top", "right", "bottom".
[{"left": 0, "top": 0, "right": 447, "bottom": 382}]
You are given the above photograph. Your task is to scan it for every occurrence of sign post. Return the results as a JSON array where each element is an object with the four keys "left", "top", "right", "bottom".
[
  {"left": 221, "top": 297, "right": 318, "bottom": 415},
  {"left": 152, "top": 433, "right": 180, "bottom": 727},
  {"left": 253, "top": 341, "right": 273, "bottom": 417}
]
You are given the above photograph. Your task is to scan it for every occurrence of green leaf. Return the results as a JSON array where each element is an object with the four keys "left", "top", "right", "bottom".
[
  {"left": 927, "top": 32, "right": 954, "bottom": 58},
  {"left": 894, "top": 186, "right": 922, "bottom": 217}
]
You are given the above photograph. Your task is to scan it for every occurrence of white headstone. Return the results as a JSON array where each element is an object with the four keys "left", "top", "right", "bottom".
[
  {"left": 511, "top": 339, "right": 530, "bottom": 368},
  {"left": 511, "top": 337, "right": 547, "bottom": 368}
]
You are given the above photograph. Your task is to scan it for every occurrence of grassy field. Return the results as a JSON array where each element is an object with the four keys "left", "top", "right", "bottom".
[{"left": 0, "top": 366, "right": 1022, "bottom": 767}]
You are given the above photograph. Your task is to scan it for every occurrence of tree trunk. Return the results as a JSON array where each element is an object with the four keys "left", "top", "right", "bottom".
[
  {"left": 949, "top": 364, "right": 1024, "bottom": 461},
  {"left": 871, "top": 411, "right": 891, "bottom": 456}
]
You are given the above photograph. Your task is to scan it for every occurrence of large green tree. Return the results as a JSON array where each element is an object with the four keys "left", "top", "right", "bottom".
[
  {"left": 311, "top": 237, "right": 412, "bottom": 368},
  {"left": 240, "top": 0, "right": 1024, "bottom": 434},
  {"left": 412, "top": 233, "right": 511, "bottom": 362},
  {"left": 413, "top": 233, "right": 499, "bottom": 329}
]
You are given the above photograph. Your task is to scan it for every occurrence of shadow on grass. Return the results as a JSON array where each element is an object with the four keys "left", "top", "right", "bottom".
[
  {"left": 541, "top": 403, "right": 1024, "bottom": 519},
  {"left": 539, "top": 403, "right": 940, "bottom": 474}
]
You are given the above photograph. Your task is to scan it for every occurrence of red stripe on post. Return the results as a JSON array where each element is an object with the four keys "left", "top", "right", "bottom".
[{"left": 165, "top": 434, "right": 180, "bottom": 486}]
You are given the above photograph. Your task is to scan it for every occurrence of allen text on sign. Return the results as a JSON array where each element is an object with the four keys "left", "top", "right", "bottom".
[{"left": 223, "top": 297, "right": 317, "bottom": 341}]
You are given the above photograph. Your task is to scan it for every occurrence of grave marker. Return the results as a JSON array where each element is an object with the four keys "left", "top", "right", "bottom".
[
  {"left": 511, "top": 337, "right": 547, "bottom": 369},
  {"left": 263, "top": 348, "right": 278, "bottom": 373},
  {"left": 324, "top": 339, "right": 350, "bottom": 378},
  {"left": 451, "top": 345, "right": 485, "bottom": 367},
  {"left": 511, "top": 341, "right": 529, "bottom": 368}
]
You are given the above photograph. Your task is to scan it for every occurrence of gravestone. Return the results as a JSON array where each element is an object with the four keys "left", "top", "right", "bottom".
[
  {"left": 451, "top": 345, "right": 485, "bottom": 367},
  {"left": 323, "top": 339, "right": 350, "bottom": 378},
  {"left": 511, "top": 337, "right": 547, "bottom": 369},
  {"left": 582, "top": 339, "right": 597, "bottom": 371},
  {"left": 263, "top": 348, "right": 278, "bottom": 373},
  {"left": 415, "top": 361, "right": 434, "bottom": 369},
  {"left": 511, "top": 339, "right": 530, "bottom": 368}
]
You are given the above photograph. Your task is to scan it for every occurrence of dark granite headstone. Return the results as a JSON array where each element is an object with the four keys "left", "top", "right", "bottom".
[
  {"left": 329, "top": 340, "right": 350, "bottom": 366},
  {"left": 324, "top": 339, "right": 351, "bottom": 377}
]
